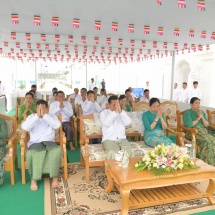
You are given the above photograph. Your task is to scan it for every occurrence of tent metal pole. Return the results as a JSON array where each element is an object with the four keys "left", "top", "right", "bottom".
[{"left": 170, "top": 51, "right": 175, "bottom": 100}]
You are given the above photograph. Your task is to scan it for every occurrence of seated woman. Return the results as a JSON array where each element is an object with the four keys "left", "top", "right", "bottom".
[
  {"left": 0, "top": 117, "right": 8, "bottom": 185},
  {"left": 29, "top": 90, "right": 39, "bottom": 104},
  {"left": 183, "top": 97, "right": 215, "bottom": 166},
  {"left": 22, "top": 100, "right": 62, "bottom": 191},
  {"left": 19, "top": 92, "right": 36, "bottom": 122},
  {"left": 119, "top": 95, "right": 132, "bottom": 112},
  {"left": 142, "top": 98, "right": 172, "bottom": 147}
]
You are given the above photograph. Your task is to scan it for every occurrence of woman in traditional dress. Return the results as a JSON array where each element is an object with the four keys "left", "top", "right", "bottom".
[
  {"left": 19, "top": 92, "right": 36, "bottom": 122},
  {"left": 183, "top": 97, "right": 215, "bottom": 165},
  {"left": 119, "top": 95, "right": 132, "bottom": 112},
  {"left": 142, "top": 98, "right": 172, "bottom": 147},
  {"left": 0, "top": 117, "right": 8, "bottom": 185}
]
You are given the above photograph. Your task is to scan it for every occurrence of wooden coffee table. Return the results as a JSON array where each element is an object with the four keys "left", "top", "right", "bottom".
[{"left": 105, "top": 157, "right": 215, "bottom": 215}]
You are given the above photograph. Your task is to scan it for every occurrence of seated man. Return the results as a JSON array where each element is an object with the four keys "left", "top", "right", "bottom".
[
  {"left": 93, "top": 87, "right": 99, "bottom": 101},
  {"left": 21, "top": 100, "right": 62, "bottom": 191},
  {"left": 48, "top": 91, "right": 58, "bottom": 106},
  {"left": 82, "top": 90, "right": 101, "bottom": 116},
  {"left": 49, "top": 91, "right": 75, "bottom": 150},
  {"left": 125, "top": 89, "right": 133, "bottom": 107},
  {"left": 139, "top": 89, "right": 150, "bottom": 102},
  {"left": 31, "top": 84, "right": 42, "bottom": 99},
  {"left": 49, "top": 87, "right": 58, "bottom": 101},
  {"left": 97, "top": 88, "right": 108, "bottom": 110},
  {"left": 68, "top": 88, "right": 80, "bottom": 101},
  {"left": 75, "top": 88, "right": 87, "bottom": 106},
  {"left": 100, "top": 96, "right": 134, "bottom": 159}
]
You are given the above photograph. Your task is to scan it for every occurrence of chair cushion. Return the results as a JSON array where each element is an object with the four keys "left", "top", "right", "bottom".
[
  {"left": 167, "top": 119, "right": 177, "bottom": 128},
  {"left": 133, "top": 105, "right": 149, "bottom": 112},
  {"left": 83, "top": 119, "right": 102, "bottom": 135},
  {"left": 126, "top": 112, "right": 144, "bottom": 136},
  {"left": 81, "top": 141, "right": 151, "bottom": 162},
  {"left": 5, "top": 120, "right": 13, "bottom": 138},
  {"left": 161, "top": 104, "right": 177, "bottom": 118}
]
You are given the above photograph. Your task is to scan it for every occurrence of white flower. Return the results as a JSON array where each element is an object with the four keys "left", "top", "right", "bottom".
[
  {"left": 135, "top": 163, "right": 138, "bottom": 168},
  {"left": 153, "top": 163, "right": 157, "bottom": 168},
  {"left": 162, "top": 165, "right": 166, "bottom": 168},
  {"left": 178, "top": 163, "right": 184, "bottom": 169}
]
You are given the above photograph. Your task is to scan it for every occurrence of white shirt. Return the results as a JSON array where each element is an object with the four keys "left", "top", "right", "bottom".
[
  {"left": 48, "top": 98, "right": 55, "bottom": 105},
  {"left": 179, "top": 88, "right": 189, "bottom": 103},
  {"left": 36, "top": 92, "right": 42, "bottom": 99},
  {"left": 0, "top": 84, "right": 6, "bottom": 95},
  {"left": 139, "top": 96, "right": 150, "bottom": 103},
  {"left": 88, "top": 83, "right": 94, "bottom": 91},
  {"left": 189, "top": 88, "right": 202, "bottom": 101},
  {"left": 82, "top": 101, "right": 102, "bottom": 116},
  {"left": 49, "top": 101, "right": 73, "bottom": 122},
  {"left": 173, "top": 88, "right": 180, "bottom": 101},
  {"left": 75, "top": 96, "right": 86, "bottom": 106},
  {"left": 100, "top": 109, "right": 131, "bottom": 142},
  {"left": 21, "top": 113, "right": 61, "bottom": 148},
  {"left": 68, "top": 93, "right": 80, "bottom": 101},
  {"left": 97, "top": 95, "right": 109, "bottom": 110}
]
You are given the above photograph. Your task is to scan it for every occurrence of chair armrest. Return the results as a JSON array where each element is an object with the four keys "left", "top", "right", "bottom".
[
  {"left": 179, "top": 125, "right": 198, "bottom": 134},
  {"left": 166, "top": 128, "right": 185, "bottom": 137},
  {"left": 209, "top": 124, "right": 215, "bottom": 130}
]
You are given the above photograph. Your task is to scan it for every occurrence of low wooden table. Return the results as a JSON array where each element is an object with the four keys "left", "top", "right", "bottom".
[{"left": 105, "top": 158, "right": 215, "bottom": 215}]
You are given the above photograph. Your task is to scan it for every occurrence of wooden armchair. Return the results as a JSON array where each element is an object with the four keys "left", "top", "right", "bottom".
[
  {"left": 206, "top": 110, "right": 215, "bottom": 135},
  {"left": 132, "top": 101, "right": 149, "bottom": 112},
  {"left": 70, "top": 98, "right": 75, "bottom": 112},
  {"left": 17, "top": 97, "right": 25, "bottom": 105},
  {"left": 176, "top": 110, "right": 198, "bottom": 151},
  {"left": 161, "top": 101, "right": 178, "bottom": 131},
  {"left": 0, "top": 114, "right": 18, "bottom": 185},
  {"left": 80, "top": 113, "right": 146, "bottom": 183},
  {"left": 20, "top": 114, "right": 67, "bottom": 184}
]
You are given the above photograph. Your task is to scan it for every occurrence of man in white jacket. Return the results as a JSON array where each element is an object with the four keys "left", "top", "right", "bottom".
[
  {"left": 82, "top": 90, "right": 102, "bottom": 116},
  {"left": 100, "top": 96, "right": 134, "bottom": 159},
  {"left": 22, "top": 100, "right": 62, "bottom": 191},
  {"left": 49, "top": 91, "right": 75, "bottom": 150}
]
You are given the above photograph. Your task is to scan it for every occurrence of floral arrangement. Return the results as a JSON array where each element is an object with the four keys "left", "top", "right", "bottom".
[{"left": 134, "top": 144, "right": 199, "bottom": 176}]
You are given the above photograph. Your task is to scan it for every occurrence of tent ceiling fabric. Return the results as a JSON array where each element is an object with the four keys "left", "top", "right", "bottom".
[{"left": 0, "top": 0, "right": 215, "bottom": 62}]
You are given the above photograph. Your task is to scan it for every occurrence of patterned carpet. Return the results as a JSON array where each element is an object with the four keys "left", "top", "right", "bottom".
[{"left": 45, "top": 163, "right": 215, "bottom": 215}]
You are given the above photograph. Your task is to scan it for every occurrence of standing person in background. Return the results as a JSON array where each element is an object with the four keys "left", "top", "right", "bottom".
[
  {"left": 0, "top": 81, "right": 7, "bottom": 112},
  {"left": 101, "top": 79, "right": 106, "bottom": 89},
  {"left": 88, "top": 78, "right": 94, "bottom": 91},
  {"left": 189, "top": 81, "right": 202, "bottom": 102},
  {"left": 31, "top": 84, "right": 42, "bottom": 99},
  {"left": 173, "top": 83, "right": 180, "bottom": 101},
  {"left": 179, "top": 82, "right": 189, "bottom": 103},
  {"left": 145, "top": 81, "right": 150, "bottom": 90}
]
